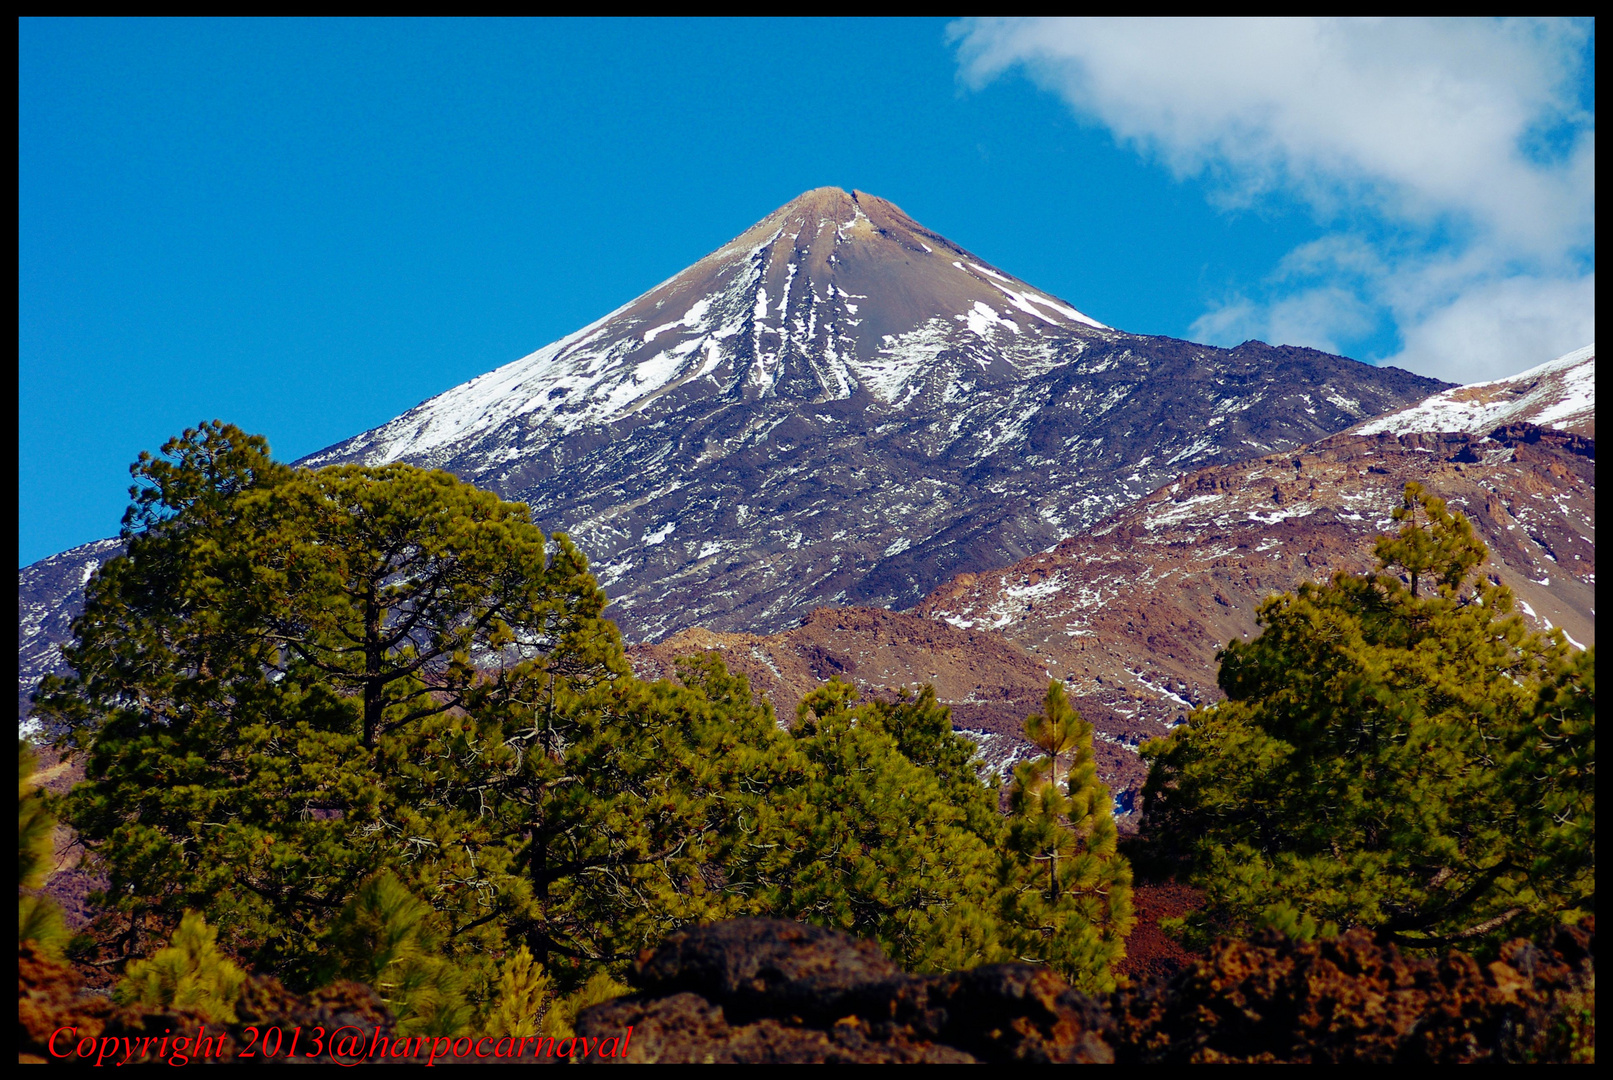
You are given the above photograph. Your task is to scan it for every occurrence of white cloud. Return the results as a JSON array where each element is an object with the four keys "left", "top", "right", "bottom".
[
  {"left": 952, "top": 17, "right": 1594, "bottom": 382},
  {"left": 1390, "top": 273, "right": 1595, "bottom": 382}
]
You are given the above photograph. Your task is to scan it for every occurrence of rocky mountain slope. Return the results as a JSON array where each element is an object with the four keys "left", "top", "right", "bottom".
[
  {"left": 636, "top": 403, "right": 1593, "bottom": 826},
  {"left": 1352, "top": 344, "right": 1594, "bottom": 438},
  {"left": 19, "top": 187, "right": 1445, "bottom": 727},
  {"left": 16, "top": 540, "right": 121, "bottom": 732},
  {"left": 921, "top": 421, "right": 1594, "bottom": 724}
]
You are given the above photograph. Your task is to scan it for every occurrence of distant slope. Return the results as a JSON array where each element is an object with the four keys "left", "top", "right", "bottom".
[
  {"left": 637, "top": 421, "right": 1594, "bottom": 826},
  {"left": 1354, "top": 343, "right": 1594, "bottom": 438},
  {"left": 17, "top": 539, "right": 121, "bottom": 735}
]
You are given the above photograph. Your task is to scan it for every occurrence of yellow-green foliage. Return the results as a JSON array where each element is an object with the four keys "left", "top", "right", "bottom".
[
  {"left": 539, "top": 971, "right": 630, "bottom": 1039},
  {"left": 18, "top": 740, "right": 68, "bottom": 955},
  {"left": 1002, "top": 681, "right": 1134, "bottom": 993},
  {"left": 484, "top": 945, "right": 552, "bottom": 1037},
  {"left": 115, "top": 911, "right": 247, "bottom": 1022},
  {"left": 482, "top": 947, "right": 626, "bottom": 1039},
  {"left": 317, "top": 872, "right": 472, "bottom": 1037}
]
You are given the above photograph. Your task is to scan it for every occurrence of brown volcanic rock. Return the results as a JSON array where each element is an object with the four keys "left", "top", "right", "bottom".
[
  {"left": 632, "top": 918, "right": 904, "bottom": 1024},
  {"left": 578, "top": 993, "right": 976, "bottom": 1064},
  {"left": 577, "top": 918, "right": 1112, "bottom": 1064},
  {"left": 1113, "top": 881, "right": 1205, "bottom": 985},
  {"left": 575, "top": 916, "right": 1594, "bottom": 1065},
  {"left": 1114, "top": 919, "right": 1597, "bottom": 1064},
  {"left": 18, "top": 944, "right": 396, "bottom": 1065},
  {"left": 917, "top": 423, "right": 1596, "bottom": 806}
]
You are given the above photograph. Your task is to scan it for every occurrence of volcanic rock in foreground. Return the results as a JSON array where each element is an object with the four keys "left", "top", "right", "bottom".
[
  {"left": 575, "top": 916, "right": 1596, "bottom": 1063},
  {"left": 301, "top": 187, "right": 1445, "bottom": 642}
]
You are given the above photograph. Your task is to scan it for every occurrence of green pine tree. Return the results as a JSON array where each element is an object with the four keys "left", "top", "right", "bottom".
[
  {"left": 316, "top": 872, "right": 472, "bottom": 1037},
  {"left": 18, "top": 741, "right": 69, "bottom": 955},
  {"left": 1506, "top": 645, "right": 1595, "bottom": 923},
  {"left": 37, "top": 424, "right": 800, "bottom": 994},
  {"left": 1000, "top": 681, "right": 1133, "bottom": 993},
  {"left": 1141, "top": 482, "right": 1589, "bottom": 950},
  {"left": 114, "top": 911, "right": 246, "bottom": 1022},
  {"left": 484, "top": 945, "right": 552, "bottom": 1037},
  {"left": 746, "top": 680, "right": 1010, "bottom": 973}
]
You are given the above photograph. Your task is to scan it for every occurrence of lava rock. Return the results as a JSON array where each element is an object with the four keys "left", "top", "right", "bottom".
[{"left": 578, "top": 917, "right": 1113, "bottom": 1064}]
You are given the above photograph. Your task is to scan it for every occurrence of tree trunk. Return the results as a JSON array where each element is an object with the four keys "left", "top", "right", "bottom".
[{"left": 363, "top": 581, "right": 381, "bottom": 748}]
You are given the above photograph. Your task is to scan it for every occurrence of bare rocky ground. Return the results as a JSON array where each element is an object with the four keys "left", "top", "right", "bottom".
[
  {"left": 574, "top": 916, "right": 1595, "bottom": 1064},
  {"left": 23, "top": 914, "right": 1594, "bottom": 1065},
  {"left": 20, "top": 945, "right": 402, "bottom": 1065}
]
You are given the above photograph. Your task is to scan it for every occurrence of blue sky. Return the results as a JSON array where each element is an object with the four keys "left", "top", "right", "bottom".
[{"left": 19, "top": 18, "right": 1595, "bottom": 565}]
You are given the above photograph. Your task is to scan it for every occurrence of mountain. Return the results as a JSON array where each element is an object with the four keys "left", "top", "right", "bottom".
[
  {"left": 1352, "top": 344, "right": 1594, "bottom": 438},
  {"left": 17, "top": 539, "right": 121, "bottom": 732},
  {"left": 630, "top": 347, "right": 1595, "bottom": 824},
  {"left": 17, "top": 188, "right": 1448, "bottom": 729},
  {"left": 299, "top": 187, "right": 1445, "bottom": 641}
]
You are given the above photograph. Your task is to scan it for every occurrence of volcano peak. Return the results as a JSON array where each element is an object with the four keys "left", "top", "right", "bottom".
[{"left": 291, "top": 192, "right": 1447, "bottom": 642}]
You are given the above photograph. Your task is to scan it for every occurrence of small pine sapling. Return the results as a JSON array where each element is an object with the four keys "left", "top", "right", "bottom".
[
  {"left": 18, "top": 740, "right": 69, "bottom": 956},
  {"left": 114, "top": 911, "right": 247, "bottom": 1022}
]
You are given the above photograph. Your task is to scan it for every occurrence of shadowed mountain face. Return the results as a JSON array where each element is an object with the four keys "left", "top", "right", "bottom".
[{"left": 298, "top": 187, "right": 1445, "bottom": 641}]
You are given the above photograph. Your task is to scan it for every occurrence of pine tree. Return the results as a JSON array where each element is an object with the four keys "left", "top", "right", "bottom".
[
  {"left": 484, "top": 945, "right": 552, "bottom": 1037},
  {"left": 749, "top": 679, "right": 1010, "bottom": 973},
  {"left": 114, "top": 911, "right": 247, "bottom": 1023},
  {"left": 37, "top": 424, "right": 800, "bottom": 992},
  {"left": 316, "top": 872, "right": 472, "bottom": 1037},
  {"left": 536, "top": 971, "right": 631, "bottom": 1039},
  {"left": 1141, "top": 482, "right": 1587, "bottom": 950},
  {"left": 1001, "top": 682, "right": 1132, "bottom": 993},
  {"left": 18, "top": 741, "right": 69, "bottom": 955},
  {"left": 1506, "top": 645, "right": 1595, "bottom": 923}
]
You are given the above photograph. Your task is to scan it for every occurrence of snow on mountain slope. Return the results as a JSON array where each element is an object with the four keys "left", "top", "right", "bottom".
[
  {"left": 16, "top": 538, "right": 122, "bottom": 734},
  {"left": 1353, "top": 344, "right": 1594, "bottom": 438},
  {"left": 302, "top": 188, "right": 1107, "bottom": 473}
]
